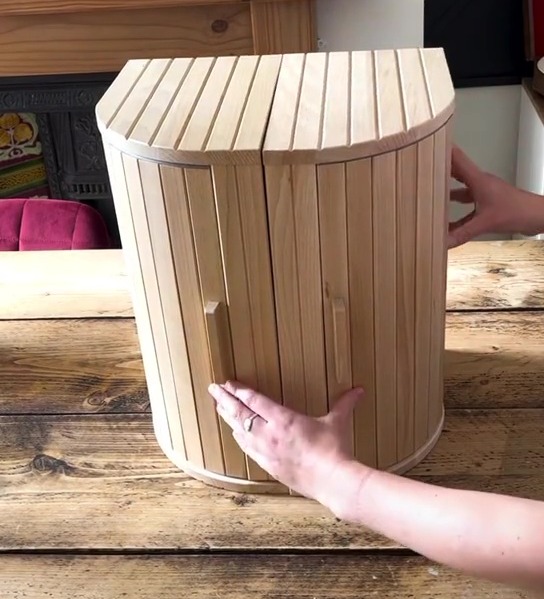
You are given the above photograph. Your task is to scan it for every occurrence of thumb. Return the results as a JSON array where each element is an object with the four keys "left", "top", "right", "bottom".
[
  {"left": 448, "top": 212, "right": 488, "bottom": 248},
  {"left": 328, "top": 387, "right": 364, "bottom": 424}
]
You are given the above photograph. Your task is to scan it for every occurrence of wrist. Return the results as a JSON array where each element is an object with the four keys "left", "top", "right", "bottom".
[{"left": 319, "top": 458, "right": 376, "bottom": 522}]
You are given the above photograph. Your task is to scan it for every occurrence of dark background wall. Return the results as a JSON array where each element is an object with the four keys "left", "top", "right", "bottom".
[{"left": 424, "top": 0, "right": 533, "bottom": 88}]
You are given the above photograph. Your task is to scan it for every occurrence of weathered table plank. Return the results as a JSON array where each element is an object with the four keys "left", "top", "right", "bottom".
[
  {"left": 0, "top": 318, "right": 148, "bottom": 413},
  {"left": 0, "top": 409, "right": 542, "bottom": 551},
  {"left": 3, "top": 312, "right": 544, "bottom": 414},
  {"left": 0, "top": 555, "right": 532, "bottom": 598},
  {"left": 447, "top": 240, "right": 544, "bottom": 311},
  {"left": 445, "top": 311, "right": 544, "bottom": 409}
]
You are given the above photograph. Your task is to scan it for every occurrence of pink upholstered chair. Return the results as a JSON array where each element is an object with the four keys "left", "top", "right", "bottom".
[{"left": 0, "top": 198, "right": 111, "bottom": 251}]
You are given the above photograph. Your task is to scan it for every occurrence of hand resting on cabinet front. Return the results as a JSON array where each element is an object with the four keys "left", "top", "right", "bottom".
[{"left": 208, "top": 381, "right": 544, "bottom": 592}]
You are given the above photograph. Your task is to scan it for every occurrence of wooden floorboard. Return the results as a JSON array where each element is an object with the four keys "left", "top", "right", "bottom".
[
  {"left": 0, "top": 554, "right": 533, "bottom": 598},
  {"left": 0, "top": 409, "right": 542, "bottom": 551},
  {"left": 2, "top": 312, "right": 544, "bottom": 413}
]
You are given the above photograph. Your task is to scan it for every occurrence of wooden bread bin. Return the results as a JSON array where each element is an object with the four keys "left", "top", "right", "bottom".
[{"left": 96, "top": 49, "right": 455, "bottom": 494}]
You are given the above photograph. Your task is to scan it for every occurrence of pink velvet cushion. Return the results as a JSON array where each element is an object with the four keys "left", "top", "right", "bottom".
[{"left": 0, "top": 198, "right": 110, "bottom": 251}]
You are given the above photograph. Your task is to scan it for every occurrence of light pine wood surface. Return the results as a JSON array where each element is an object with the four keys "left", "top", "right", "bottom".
[
  {"left": 1, "top": 240, "right": 542, "bottom": 597},
  {"left": 0, "top": 1, "right": 316, "bottom": 76}
]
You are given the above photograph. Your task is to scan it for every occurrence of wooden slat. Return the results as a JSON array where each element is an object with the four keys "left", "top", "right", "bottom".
[
  {"left": 3, "top": 311, "right": 544, "bottom": 415},
  {"left": 447, "top": 240, "right": 544, "bottom": 310},
  {"left": 0, "top": 555, "right": 530, "bottom": 598},
  {"left": 0, "top": 250, "right": 131, "bottom": 321},
  {"left": 396, "top": 144, "right": 417, "bottom": 461},
  {"left": 265, "top": 164, "right": 328, "bottom": 418},
  {"left": 0, "top": 4, "right": 253, "bottom": 76},
  {"left": 428, "top": 126, "right": 449, "bottom": 436},
  {"left": 0, "top": 408, "right": 543, "bottom": 550},
  {"left": 372, "top": 152, "right": 397, "bottom": 469},
  {"left": 318, "top": 163, "right": 352, "bottom": 418},
  {"left": 414, "top": 136, "right": 435, "bottom": 447},
  {"left": 347, "top": 158, "right": 377, "bottom": 468}
]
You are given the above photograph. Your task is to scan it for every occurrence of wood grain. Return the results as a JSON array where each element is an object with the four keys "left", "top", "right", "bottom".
[
  {"left": 0, "top": 250, "right": 131, "bottom": 321},
  {"left": 262, "top": 48, "right": 454, "bottom": 166},
  {"left": 414, "top": 136, "right": 435, "bottom": 448},
  {"left": 372, "top": 152, "right": 398, "bottom": 469},
  {"left": 3, "top": 310, "right": 544, "bottom": 415},
  {"left": 396, "top": 144, "right": 417, "bottom": 461},
  {"left": 250, "top": 0, "right": 316, "bottom": 54},
  {"left": 445, "top": 311, "right": 544, "bottom": 409},
  {"left": 347, "top": 158, "right": 377, "bottom": 468},
  {"left": 447, "top": 240, "right": 544, "bottom": 311},
  {"left": 0, "top": 0, "right": 301, "bottom": 16},
  {"left": 0, "top": 318, "right": 147, "bottom": 414},
  {"left": 318, "top": 163, "right": 352, "bottom": 424},
  {"left": 0, "top": 555, "right": 531, "bottom": 598},
  {"left": 0, "top": 408, "right": 543, "bottom": 551},
  {"left": 0, "top": 4, "right": 253, "bottom": 76}
]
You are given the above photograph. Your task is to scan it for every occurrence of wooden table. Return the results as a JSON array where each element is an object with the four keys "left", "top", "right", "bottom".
[
  {"left": 1, "top": 240, "right": 544, "bottom": 597},
  {"left": 0, "top": 0, "right": 316, "bottom": 76}
]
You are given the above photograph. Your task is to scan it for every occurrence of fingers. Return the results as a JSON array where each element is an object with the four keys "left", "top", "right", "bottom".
[
  {"left": 223, "top": 380, "right": 287, "bottom": 423},
  {"left": 327, "top": 387, "right": 364, "bottom": 425},
  {"left": 208, "top": 383, "right": 266, "bottom": 435},
  {"left": 451, "top": 145, "right": 482, "bottom": 187},
  {"left": 448, "top": 211, "right": 488, "bottom": 248},
  {"left": 450, "top": 187, "right": 472, "bottom": 204}
]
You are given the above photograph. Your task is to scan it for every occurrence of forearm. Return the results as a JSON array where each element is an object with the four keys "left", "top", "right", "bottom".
[{"left": 325, "top": 460, "right": 544, "bottom": 590}]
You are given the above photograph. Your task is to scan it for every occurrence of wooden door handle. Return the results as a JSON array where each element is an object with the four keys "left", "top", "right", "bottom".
[
  {"left": 332, "top": 298, "right": 348, "bottom": 384},
  {"left": 204, "top": 301, "right": 235, "bottom": 384}
]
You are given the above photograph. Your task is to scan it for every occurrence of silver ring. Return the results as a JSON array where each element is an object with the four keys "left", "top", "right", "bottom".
[{"left": 243, "top": 413, "right": 259, "bottom": 433}]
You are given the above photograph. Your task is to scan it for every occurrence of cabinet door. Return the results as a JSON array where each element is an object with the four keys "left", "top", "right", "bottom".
[
  {"left": 211, "top": 164, "right": 282, "bottom": 482},
  {"left": 265, "top": 164, "right": 329, "bottom": 419}
]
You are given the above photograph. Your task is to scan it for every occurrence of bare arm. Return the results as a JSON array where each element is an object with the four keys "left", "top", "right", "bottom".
[
  {"left": 209, "top": 382, "right": 544, "bottom": 592},
  {"left": 327, "top": 460, "right": 544, "bottom": 591}
]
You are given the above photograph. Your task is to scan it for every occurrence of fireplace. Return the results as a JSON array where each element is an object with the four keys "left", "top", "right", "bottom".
[{"left": 0, "top": 72, "right": 120, "bottom": 246}]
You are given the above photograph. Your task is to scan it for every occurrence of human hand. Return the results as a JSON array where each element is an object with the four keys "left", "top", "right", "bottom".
[
  {"left": 208, "top": 380, "right": 363, "bottom": 502},
  {"left": 448, "top": 145, "right": 544, "bottom": 248}
]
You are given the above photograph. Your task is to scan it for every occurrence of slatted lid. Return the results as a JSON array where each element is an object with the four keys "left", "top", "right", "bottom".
[
  {"left": 96, "top": 49, "right": 454, "bottom": 166},
  {"left": 264, "top": 48, "right": 454, "bottom": 164},
  {"left": 96, "top": 55, "right": 282, "bottom": 166}
]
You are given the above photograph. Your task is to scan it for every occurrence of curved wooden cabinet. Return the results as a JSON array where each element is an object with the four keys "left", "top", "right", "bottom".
[{"left": 97, "top": 50, "right": 455, "bottom": 494}]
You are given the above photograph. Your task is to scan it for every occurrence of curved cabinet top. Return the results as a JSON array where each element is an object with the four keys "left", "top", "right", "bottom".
[{"left": 96, "top": 49, "right": 455, "bottom": 167}]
